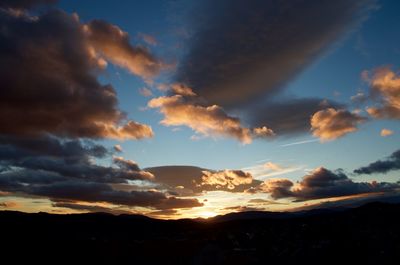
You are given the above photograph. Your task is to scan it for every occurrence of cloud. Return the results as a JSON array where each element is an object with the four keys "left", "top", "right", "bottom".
[
  {"left": 148, "top": 209, "right": 178, "bottom": 218},
  {"left": 139, "top": 87, "right": 153, "bottom": 97},
  {"left": 201, "top": 170, "right": 253, "bottom": 190},
  {"left": 114, "top": 144, "right": 123, "bottom": 152},
  {"left": 0, "top": 135, "right": 205, "bottom": 211},
  {"left": 176, "top": 0, "right": 374, "bottom": 109},
  {"left": 241, "top": 161, "right": 303, "bottom": 180},
  {"left": 0, "top": 201, "right": 19, "bottom": 208},
  {"left": 148, "top": 91, "right": 273, "bottom": 144},
  {"left": 52, "top": 202, "right": 135, "bottom": 215},
  {"left": 223, "top": 205, "right": 264, "bottom": 212},
  {"left": 101, "top": 121, "right": 154, "bottom": 140},
  {"left": 311, "top": 108, "right": 367, "bottom": 141},
  {"left": 0, "top": 0, "right": 56, "bottom": 10},
  {"left": 169, "top": 83, "right": 197, "bottom": 97},
  {"left": 249, "top": 98, "right": 342, "bottom": 136},
  {"left": 0, "top": 136, "right": 155, "bottom": 184},
  {"left": 30, "top": 181, "right": 203, "bottom": 209},
  {"left": 247, "top": 198, "right": 283, "bottom": 205},
  {"left": 138, "top": 33, "right": 158, "bottom": 46},
  {"left": 0, "top": 134, "right": 108, "bottom": 162},
  {"left": 146, "top": 166, "right": 262, "bottom": 195},
  {"left": 263, "top": 162, "right": 284, "bottom": 172},
  {"left": 351, "top": 92, "right": 368, "bottom": 104},
  {"left": 380, "top": 129, "right": 394, "bottom": 137},
  {"left": 113, "top": 156, "right": 149, "bottom": 175},
  {"left": 252, "top": 167, "right": 400, "bottom": 200},
  {"left": 251, "top": 178, "right": 295, "bottom": 199},
  {"left": 0, "top": 171, "right": 202, "bottom": 210},
  {"left": 365, "top": 67, "right": 400, "bottom": 119},
  {"left": 85, "top": 20, "right": 165, "bottom": 80},
  {"left": 0, "top": 8, "right": 156, "bottom": 140},
  {"left": 354, "top": 149, "right": 400, "bottom": 175}
]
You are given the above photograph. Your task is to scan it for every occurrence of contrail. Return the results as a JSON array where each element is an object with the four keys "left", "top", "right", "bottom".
[{"left": 280, "top": 139, "right": 319, "bottom": 147}]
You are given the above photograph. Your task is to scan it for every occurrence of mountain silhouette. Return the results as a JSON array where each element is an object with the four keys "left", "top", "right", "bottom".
[{"left": 1, "top": 202, "right": 399, "bottom": 264}]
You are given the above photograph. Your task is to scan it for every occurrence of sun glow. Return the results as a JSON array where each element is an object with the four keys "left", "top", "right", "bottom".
[{"left": 198, "top": 210, "right": 218, "bottom": 219}]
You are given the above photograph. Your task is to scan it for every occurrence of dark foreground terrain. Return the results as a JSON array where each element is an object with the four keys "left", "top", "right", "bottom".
[{"left": 1, "top": 202, "right": 400, "bottom": 264}]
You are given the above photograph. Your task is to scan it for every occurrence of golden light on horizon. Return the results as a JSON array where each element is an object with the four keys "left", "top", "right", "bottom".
[{"left": 198, "top": 210, "right": 218, "bottom": 219}]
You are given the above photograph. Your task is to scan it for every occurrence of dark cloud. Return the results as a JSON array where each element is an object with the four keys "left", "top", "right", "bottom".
[
  {"left": 0, "top": 136, "right": 154, "bottom": 184},
  {"left": 0, "top": 4, "right": 203, "bottom": 214},
  {"left": 0, "top": 171, "right": 202, "bottom": 210},
  {"left": 249, "top": 98, "right": 342, "bottom": 135},
  {"left": 113, "top": 156, "right": 141, "bottom": 172},
  {"left": 247, "top": 198, "right": 283, "bottom": 205},
  {"left": 0, "top": 136, "right": 204, "bottom": 210},
  {"left": 248, "top": 178, "right": 294, "bottom": 199},
  {"left": 293, "top": 192, "right": 400, "bottom": 212},
  {"left": 0, "top": 8, "right": 155, "bottom": 140},
  {"left": 223, "top": 205, "right": 264, "bottom": 212},
  {"left": 354, "top": 149, "right": 400, "bottom": 175},
  {"left": 0, "top": 134, "right": 108, "bottom": 163},
  {"left": 176, "top": 0, "right": 374, "bottom": 109},
  {"left": 30, "top": 181, "right": 202, "bottom": 209},
  {"left": 254, "top": 167, "right": 399, "bottom": 200},
  {"left": 0, "top": 0, "right": 56, "bottom": 10},
  {"left": 148, "top": 209, "right": 178, "bottom": 217}
]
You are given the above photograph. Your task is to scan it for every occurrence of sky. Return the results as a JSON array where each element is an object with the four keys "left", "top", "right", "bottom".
[{"left": 0, "top": 0, "right": 400, "bottom": 219}]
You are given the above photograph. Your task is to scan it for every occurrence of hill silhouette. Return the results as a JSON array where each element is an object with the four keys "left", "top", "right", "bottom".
[{"left": 1, "top": 202, "right": 399, "bottom": 264}]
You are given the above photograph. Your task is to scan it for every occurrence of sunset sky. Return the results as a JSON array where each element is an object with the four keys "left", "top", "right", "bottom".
[{"left": 0, "top": 0, "right": 400, "bottom": 219}]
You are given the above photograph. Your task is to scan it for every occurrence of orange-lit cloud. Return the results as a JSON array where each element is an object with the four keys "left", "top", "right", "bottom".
[
  {"left": 380, "top": 128, "right": 394, "bottom": 137},
  {"left": 311, "top": 108, "right": 366, "bottom": 141},
  {"left": 85, "top": 20, "right": 165, "bottom": 80},
  {"left": 365, "top": 67, "right": 400, "bottom": 119},
  {"left": 102, "top": 121, "right": 154, "bottom": 140},
  {"left": 0, "top": 201, "right": 19, "bottom": 208},
  {"left": 148, "top": 86, "right": 274, "bottom": 143},
  {"left": 139, "top": 87, "right": 153, "bottom": 97},
  {"left": 138, "top": 33, "right": 158, "bottom": 46},
  {"left": 201, "top": 170, "right": 253, "bottom": 190},
  {"left": 114, "top": 144, "right": 123, "bottom": 152},
  {"left": 263, "top": 162, "right": 284, "bottom": 171},
  {"left": 170, "top": 83, "right": 197, "bottom": 97}
]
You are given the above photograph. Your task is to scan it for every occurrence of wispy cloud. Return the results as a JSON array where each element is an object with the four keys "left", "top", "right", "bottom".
[{"left": 241, "top": 162, "right": 304, "bottom": 181}]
